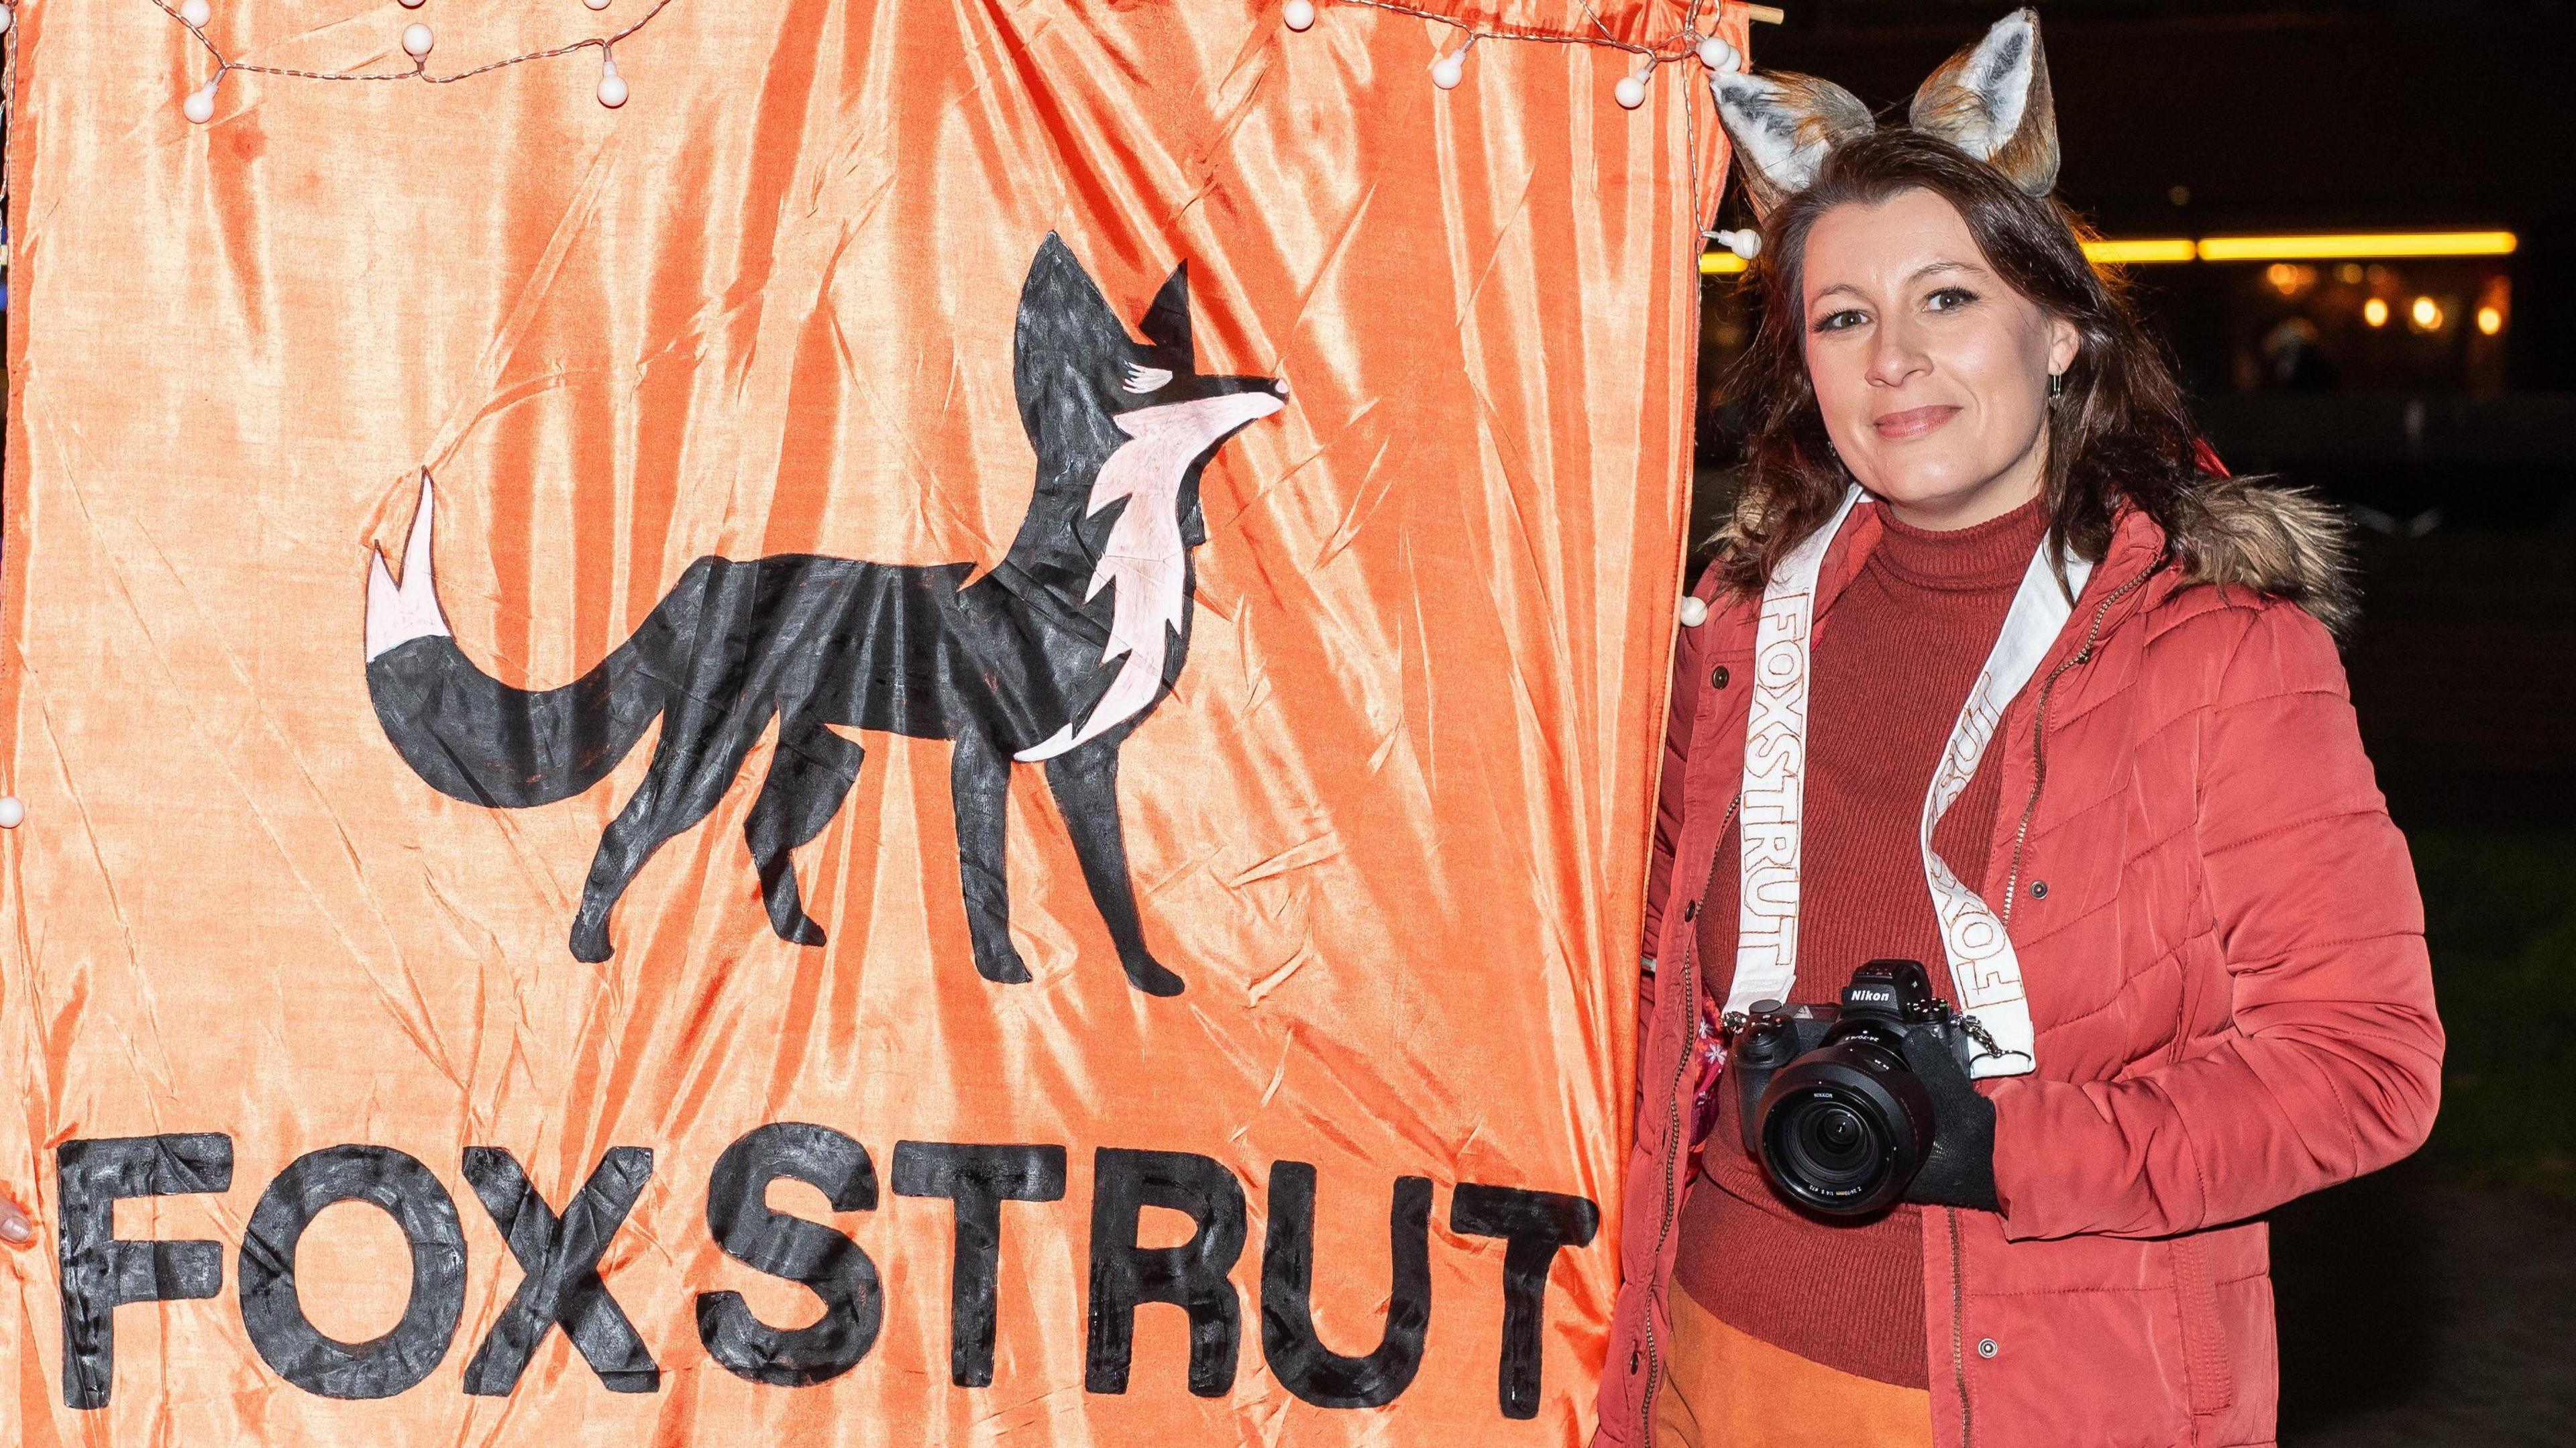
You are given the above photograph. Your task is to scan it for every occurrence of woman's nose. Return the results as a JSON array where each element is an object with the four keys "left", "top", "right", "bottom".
[{"left": 1866, "top": 318, "right": 1931, "bottom": 388}]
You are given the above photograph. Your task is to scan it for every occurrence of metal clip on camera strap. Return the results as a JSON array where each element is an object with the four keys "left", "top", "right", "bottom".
[{"left": 1956, "top": 1014, "right": 2033, "bottom": 1074}]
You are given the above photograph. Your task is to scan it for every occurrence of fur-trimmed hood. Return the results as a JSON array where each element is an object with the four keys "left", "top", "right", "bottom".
[{"left": 2161, "top": 474, "right": 2359, "bottom": 638}]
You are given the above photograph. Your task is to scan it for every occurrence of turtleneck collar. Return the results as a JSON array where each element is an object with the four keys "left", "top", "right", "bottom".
[{"left": 1870, "top": 492, "right": 2053, "bottom": 593}]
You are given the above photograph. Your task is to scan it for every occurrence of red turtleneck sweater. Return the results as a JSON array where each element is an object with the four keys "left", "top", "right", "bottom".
[{"left": 1670, "top": 493, "right": 2053, "bottom": 1389}]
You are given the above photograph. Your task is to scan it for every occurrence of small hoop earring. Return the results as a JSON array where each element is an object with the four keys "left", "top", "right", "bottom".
[{"left": 2048, "top": 371, "right": 2067, "bottom": 400}]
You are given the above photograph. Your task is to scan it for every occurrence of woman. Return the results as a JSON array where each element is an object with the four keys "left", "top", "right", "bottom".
[{"left": 1595, "top": 12, "right": 2442, "bottom": 1448}]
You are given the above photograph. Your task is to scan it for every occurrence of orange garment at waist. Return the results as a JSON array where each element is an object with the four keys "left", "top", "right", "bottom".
[{"left": 1653, "top": 1282, "right": 1933, "bottom": 1448}]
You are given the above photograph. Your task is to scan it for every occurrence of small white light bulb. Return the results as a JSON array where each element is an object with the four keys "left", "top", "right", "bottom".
[
  {"left": 1283, "top": 0, "right": 1315, "bottom": 32},
  {"left": 1676, "top": 596, "right": 1710, "bottom": 628},
  {"left": 585, "top": 0, "right": 611, "bottom": 9},
  {"left": 597, "top": 50, "right": 627, "bottom": 107},
  {"left": 402, "top": 21, "right": 433, "bottom": 57},
  {"left": 182, "top": 79, "right": 217, "bottom": 123},
  {"left": 399, "top": 0, "right": 424, "bottom": 7},
  {"left": 1430, "top": 34, "right": 1472, "bottom": 90},
  {"left": 1697, "top": 35, "right": 1738, "bottom": 72},
  {"left": 1714, "top": 227, "right": 1761, "bottom": 260},
  {"left": 0, "top": 5, "right": 14, "bottom": 38},
  {"left": 1615, "top": 65, "right": 1649, "bottom": 111},
  {"left": 0, "top": 796, "right": 24, "bottom": 829},
  {"left": 180, "top": 0, "right": 209, "bottom": 27}
]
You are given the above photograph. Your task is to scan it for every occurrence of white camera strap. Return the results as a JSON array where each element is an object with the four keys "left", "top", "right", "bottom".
[{"left": 1723, "top": 486, "right": 2090, "bottom": 1078}]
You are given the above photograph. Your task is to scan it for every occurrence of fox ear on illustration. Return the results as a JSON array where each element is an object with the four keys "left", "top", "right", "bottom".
[
  {"left": 1711, "top": 7, "right": 2057, "bottom": 217},
  {"left": 1909, "top": 8, "right": 2058, "bottom": 197},
  {"left": 1014, "top": 232, "right": 1142, "bottom": 455},
  {"left": 1142, "top": 262, "right": 1192, "bottom": 362}
]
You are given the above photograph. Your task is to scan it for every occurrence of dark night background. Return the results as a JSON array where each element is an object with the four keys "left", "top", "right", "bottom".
[{"left": 1695, "top": 3, "right": 2576, "bottom": 1443}]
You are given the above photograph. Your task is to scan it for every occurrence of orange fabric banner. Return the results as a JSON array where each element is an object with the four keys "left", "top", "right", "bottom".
[{"left": 3, "top": 0, "right": 1733, "bottom": 1441}]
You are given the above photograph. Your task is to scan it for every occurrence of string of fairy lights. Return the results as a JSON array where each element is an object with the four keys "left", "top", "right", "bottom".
[
  {"left": 121, "top": 0, "right": 1772, "bottom": 260},
  {"left": 1315, "top": 0, "right": 1772, "bottom": 113},
  {"left": 130, "top": 0, "right": 1767, "bottom": 146},
  {"left": 142, "top": 0, "right": 680, "bottom": 120}
]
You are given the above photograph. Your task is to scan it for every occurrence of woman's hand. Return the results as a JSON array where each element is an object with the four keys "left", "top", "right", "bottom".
[{"left": 1902, "top": 1029, "right": 2001, "bottom": 1212}]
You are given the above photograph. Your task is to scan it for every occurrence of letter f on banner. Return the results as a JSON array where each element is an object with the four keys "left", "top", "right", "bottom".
[{"left": 58, "top": 1135, "right": 235, "bottom": 1410}]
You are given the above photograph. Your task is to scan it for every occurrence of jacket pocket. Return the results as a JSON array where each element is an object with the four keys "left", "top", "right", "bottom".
[
  {"left": 1960, "top": 1225, "right": 2194, "bottom": 1448},
  {"left": 1968, "top": 1282, "right": 2194, "bottom": 1448}
]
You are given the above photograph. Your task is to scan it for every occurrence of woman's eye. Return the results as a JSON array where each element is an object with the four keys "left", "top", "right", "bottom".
[
  {"left": 1926, "top": 286, "right": 1980, "bottom": 313},
  {"left": 1811, "top": 309, "right": 1868, "bottom": 333}
]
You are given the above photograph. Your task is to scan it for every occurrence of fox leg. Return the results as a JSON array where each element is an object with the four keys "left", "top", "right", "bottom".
[
  {"left": 949, "top": 724, "right": 1032, "bottom": 985},
  {"left": 1042, "top": 738, "right": 1181, "bottom": 997},
  {"left": 745, "top": 714, "right": 864, "bottom": 948},
  {"left": 571, "top": 704, "right": 759, "bottom": 963}
]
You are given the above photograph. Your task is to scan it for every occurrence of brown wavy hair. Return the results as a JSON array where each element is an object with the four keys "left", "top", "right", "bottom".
[{"left": 1717, "top": 129, "right": 2204, "bottom": 594}]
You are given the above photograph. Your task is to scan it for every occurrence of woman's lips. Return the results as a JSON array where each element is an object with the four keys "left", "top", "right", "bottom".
[{"left": 1873, "top": 404, "right": 1960, "bottom": 440}]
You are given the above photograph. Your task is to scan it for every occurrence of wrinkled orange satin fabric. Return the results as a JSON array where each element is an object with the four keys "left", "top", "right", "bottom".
[{"left": 2, "top": 0, "right": 1735, "bottom": 1441}]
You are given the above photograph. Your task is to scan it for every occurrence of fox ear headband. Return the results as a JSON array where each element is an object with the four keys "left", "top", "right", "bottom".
[{"left": 1712, "top": 7, "right": 2059, "bottom": 219}]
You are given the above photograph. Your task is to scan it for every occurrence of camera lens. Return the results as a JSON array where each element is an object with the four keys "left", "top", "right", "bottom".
[
  {"left": 1776, "top": 1094, "right": 1882, "bottom": 1194},
  {"left": 1754, "top": 1037, "right": 1935, "bottom": 1217}
]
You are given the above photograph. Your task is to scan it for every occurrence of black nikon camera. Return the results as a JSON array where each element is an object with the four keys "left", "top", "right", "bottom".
[{"left": 1731, "top": 959, "right": 1985, "bottom": 1217}]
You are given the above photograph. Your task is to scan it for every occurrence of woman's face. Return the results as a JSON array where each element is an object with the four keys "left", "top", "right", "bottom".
[{"left": 1800, "top": 187, "right": 2080, "bottom": 529}]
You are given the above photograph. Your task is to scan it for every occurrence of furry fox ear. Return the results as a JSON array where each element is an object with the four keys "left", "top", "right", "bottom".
[
  {"left": 1713, "top": 68, "right": 1878, "bottom": 219},
  {"left": 1909, "top": 8, "right": 2058, "bottom": 197}
]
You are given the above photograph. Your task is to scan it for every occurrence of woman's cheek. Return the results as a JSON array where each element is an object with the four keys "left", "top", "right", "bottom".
[
  {"left": 1988, "top": 316, "right": 2057, "bottom": 425},
  {"left": 1987, "top": 341, "right": 2051, "bottom": 459},
  {"left": 1947, "top": 333, "right": 2036, "bottom": 464}
]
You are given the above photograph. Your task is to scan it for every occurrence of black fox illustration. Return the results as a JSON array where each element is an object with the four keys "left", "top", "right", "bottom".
[{"left": 364, "top": 235, "right": 1284, "bottom": 994}]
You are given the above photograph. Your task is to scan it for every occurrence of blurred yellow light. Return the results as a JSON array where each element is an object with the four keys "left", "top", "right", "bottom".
[
  {"left": 2409, "top": 296, "right": 2444, "bottom": 331},
  {"left": 2084, "top": 238, "right": 2196, "bottom": 264},
  {"left": 1701, "top": 231, "right": 2514, "bottom": 278},
  {"left": 2476, "top": 305, "right": 2504, "bottom": 336},
  {"left": 2362, "top": 298, "right": 2389, "bottom": 327},
  {"left": 2196, "top": 231, "right": 2518, "bottom": 262},
  {"left": 2263, "top": 262, "right": 2318, "bottom": 297}
]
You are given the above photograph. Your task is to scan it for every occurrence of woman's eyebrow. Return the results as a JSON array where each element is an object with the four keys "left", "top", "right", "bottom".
[{"left": 1807, "top": 258, "right": 1993, "bottom": 309}]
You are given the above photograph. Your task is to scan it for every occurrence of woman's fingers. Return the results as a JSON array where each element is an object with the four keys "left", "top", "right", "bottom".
[{"left": 0, "top": 1199, "right": 34, "bottom": 1246}]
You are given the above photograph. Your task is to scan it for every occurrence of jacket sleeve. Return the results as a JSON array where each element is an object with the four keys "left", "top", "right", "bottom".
[{"left": 1990, "top": 603, "right": 2444, "bottom": 1241}]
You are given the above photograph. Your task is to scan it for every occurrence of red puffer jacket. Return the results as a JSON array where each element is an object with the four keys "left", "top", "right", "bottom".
[{"left": 1593, "top": 482, "right": 2443, "bottom": 1448}]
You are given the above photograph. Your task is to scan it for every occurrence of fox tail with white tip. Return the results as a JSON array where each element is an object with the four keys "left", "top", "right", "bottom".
[{"left": 363, "top": 472, "right": 677, "bottom": 809}]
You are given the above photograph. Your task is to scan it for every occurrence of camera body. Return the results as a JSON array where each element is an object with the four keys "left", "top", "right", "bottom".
[{"left": 1731, "top": 959, "right": 1980, "bottom": 1217}]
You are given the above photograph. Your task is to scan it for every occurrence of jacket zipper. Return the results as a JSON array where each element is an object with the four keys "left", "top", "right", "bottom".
[
  {"left": 1998, "top": 569, "right": 2154, "bottom": 930},
  {"left": 1949, "top": 1208, "right": 1972, "bottom": 1447},
  {"left": 1640, "top": 791, "right": 1739, "bottom": 1442}
]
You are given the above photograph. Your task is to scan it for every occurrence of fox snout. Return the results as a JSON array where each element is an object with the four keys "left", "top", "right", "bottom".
[{"left": 1110, "top": 384, "right": 1285, "bottom": 449}]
